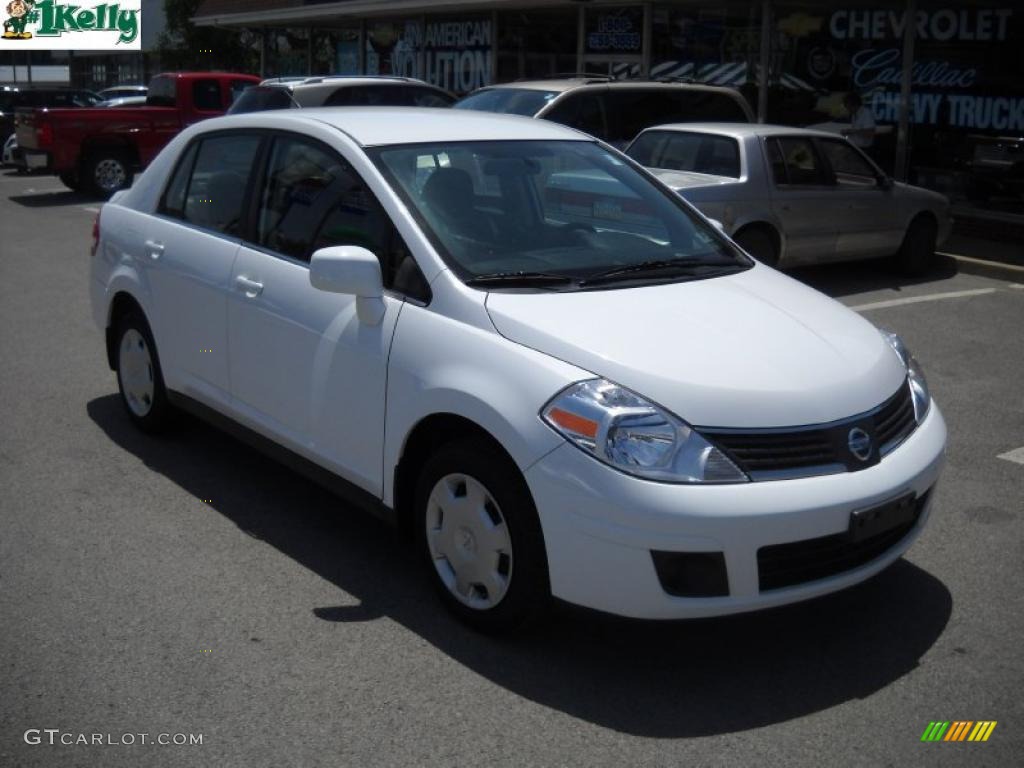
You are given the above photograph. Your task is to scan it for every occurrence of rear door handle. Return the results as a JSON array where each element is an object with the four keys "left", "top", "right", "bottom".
[
  {"left": 144, "top": 239, "right": 164, "bottom": 259},
  {"left": 235, "top": 275, "right": 264, "bottom": 297}
]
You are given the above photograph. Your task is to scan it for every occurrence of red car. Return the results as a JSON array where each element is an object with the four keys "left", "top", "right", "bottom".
[{"left": 16, "top": 72, "right": 259, "bottom": 196}]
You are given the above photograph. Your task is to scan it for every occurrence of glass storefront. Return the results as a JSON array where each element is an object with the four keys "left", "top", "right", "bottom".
[{"left": 241, "top": 0, "right": 1023, "bottom": 215}]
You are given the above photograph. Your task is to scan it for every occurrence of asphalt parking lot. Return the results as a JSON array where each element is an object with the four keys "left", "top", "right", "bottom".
[{"left": 1, "top": 170, "right": 1021, "bottom": 768}]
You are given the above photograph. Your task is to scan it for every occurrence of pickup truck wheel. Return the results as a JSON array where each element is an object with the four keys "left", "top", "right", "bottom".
[
  {"left": 114, "top": 311, "right": 171, "bottom": 433},
  {"left": 85, "top": 152, "right": 131, "bottom": 198},
  {"left": 415, "top": 439, "right": 550, "bottom": 634},
  {"left": 894, "top": 216, "right": 937, "bottom": 276},
  {"left": 58, "top": 171, "right": 82, "bottom": 192}
]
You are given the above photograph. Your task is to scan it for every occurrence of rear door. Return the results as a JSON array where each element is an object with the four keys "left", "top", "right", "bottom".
[
  {"left": 816, "top": 137, "right": 903, "bottom": 259},
  {"left": 139, "top": 131, "right": 262, "bottom": 405},
  {"left": 766, "top": 136, "right": 838, "bottom": 265}
]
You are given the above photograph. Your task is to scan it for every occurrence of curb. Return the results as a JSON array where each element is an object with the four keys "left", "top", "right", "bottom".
[{"left": 942, "top": 253, "right": 1024, "bottom": 283}]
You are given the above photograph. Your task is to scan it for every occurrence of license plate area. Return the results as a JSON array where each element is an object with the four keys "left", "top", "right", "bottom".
[{"left": 849, "top": 493, "right": 917, "bottom": 542}]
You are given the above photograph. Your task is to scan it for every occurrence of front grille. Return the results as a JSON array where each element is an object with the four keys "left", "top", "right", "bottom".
[
  {"left": 757, "top": 491, "right": 930, "bottom": 591},
  {"left": 702, "top": 381, "right": 916, "bottom": 480}
]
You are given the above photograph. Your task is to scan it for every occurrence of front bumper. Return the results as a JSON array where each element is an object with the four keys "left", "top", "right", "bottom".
[{"left": 524, "top": 404, "right": 946, "bottom": 619}]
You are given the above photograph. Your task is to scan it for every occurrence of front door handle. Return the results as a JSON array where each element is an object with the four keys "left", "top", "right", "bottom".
[
  {"left": 235, "top": 275, "right": 264, "bottom": 297},
  {"left": 144, "top": 239, "right": 164, "bottom": 259}
]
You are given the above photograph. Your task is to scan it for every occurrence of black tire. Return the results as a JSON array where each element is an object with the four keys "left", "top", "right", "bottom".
[
  {"left": 894, "top": 216, "right": 937, "bottom": 276},
  {"left": 58, "top": 171, "right": 82, "bottom": 192},
  {"left": 113, "top": 311, "right": 171, "bottom": 433},
  {"left": 83, "top": 151, "right": 131, "bottom": 198},
  {"left": 733, "top": 225, "right": 779, "bottom": 267},
  {"left": 414, "top": 439, "right": 550, "bottom": 633}
]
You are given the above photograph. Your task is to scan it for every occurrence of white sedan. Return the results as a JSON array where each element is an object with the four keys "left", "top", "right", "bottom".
[
  {"left": 90, "top": 108, "right": 946, "bottom": 631},
  {"left": 625, "top": 123, "right": 953, "bottom": 274}
]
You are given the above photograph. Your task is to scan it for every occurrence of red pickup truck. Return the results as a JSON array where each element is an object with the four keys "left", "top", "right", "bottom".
[{"left": 17, "top": 71, "right": 259, "bottom": 197}]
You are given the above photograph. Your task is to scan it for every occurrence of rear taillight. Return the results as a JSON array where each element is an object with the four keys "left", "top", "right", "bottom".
[
  {"left": 36, "top": 120, "right": 53, "bottom": 147},
  {"left": 91, "top": 209, "right": 100, "bottom": 257}
]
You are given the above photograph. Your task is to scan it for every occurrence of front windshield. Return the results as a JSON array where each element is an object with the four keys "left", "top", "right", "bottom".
[
  {"left": 454, "top": 88, "right": 558, "bottom": 117},
  {"left": 370, "top": 140, "right": 750, "bottom": 288}
]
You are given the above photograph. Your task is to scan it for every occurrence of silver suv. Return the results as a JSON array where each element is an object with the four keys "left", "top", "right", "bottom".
[
  {"left": 455, "top": 77, "right": 753, "bottom": 148},
  {"left": 228, "top": 76, "right": 455, "bottom": 114}
]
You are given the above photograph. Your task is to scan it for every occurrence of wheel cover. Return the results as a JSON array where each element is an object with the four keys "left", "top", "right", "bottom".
[
  {"left": 118, "top": 329, "right": 155, "bottom": 417},
  {"left": 426, "top": 473, "right": 513, "bottom": 610},
  {"left": 94, "top": 158, "right": 126, "bottom": 193}
]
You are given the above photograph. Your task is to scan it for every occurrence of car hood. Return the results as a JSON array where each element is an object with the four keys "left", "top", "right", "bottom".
[
  {"left": 484, "top": 265, "right": 906, "bottom": 428},
  {"left": 650, "top": 168, "right": 737, "bottom": 191}
]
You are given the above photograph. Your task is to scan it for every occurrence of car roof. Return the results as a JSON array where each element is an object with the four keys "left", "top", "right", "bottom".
[
  {"left": 637, "top": 122, "right": 840, "bottom": 140},
  {"left": 210, "top": 107, "right": 591, "bottom": 146},
  {"left": 482, "top": 79, "right": 743, "bottom": 95},
  {"left": 261, "top": 75, "right": 439, "bottom": 93}
]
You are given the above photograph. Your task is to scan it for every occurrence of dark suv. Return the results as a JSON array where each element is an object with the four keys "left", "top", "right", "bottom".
[
  {"left": 455, "top": 77, "right": 753, "bottom": 148},
  {"left": 228, "top": 76, "right": 455, "bottom": 114}
]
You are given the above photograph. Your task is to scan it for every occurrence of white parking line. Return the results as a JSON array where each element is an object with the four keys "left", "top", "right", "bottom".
[
  {"left": 997, "top": 447, "right": 1024, "bottom": 465},
  {"left": 849, "top": 288, "right": 998, "bottom": 312}
]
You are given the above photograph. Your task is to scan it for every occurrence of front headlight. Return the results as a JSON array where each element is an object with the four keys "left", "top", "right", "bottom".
[
  {"left": 880, "top": 330, "right": 931, "bottom": 423},
  {"left": 541, "top": 379, "right": 748, "bottom": 483}
]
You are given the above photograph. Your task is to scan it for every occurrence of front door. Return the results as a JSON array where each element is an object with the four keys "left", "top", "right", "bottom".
[{"left": 226, "top": 133, "right": 408, "bottom": 494}]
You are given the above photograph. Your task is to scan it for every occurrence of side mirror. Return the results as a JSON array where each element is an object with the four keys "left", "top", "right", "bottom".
[{"left": 309, "top": 245, "right": 386, "bottom": 325}]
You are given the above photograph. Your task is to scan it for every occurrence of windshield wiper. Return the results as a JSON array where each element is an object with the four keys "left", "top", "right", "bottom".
[
  {"left": 579, "top": 258, "right": 742, "bottom": 287},
  {"left": 464, "top": 271, "right": 577, "bottom": 288}
]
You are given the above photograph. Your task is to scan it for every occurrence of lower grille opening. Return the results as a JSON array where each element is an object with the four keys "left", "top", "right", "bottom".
[
  {"left": 652, "top": 551, "right": 729, "bottom": 597},
  {"left": 757, "top": 491, "right": 931, "bottom": 592}
]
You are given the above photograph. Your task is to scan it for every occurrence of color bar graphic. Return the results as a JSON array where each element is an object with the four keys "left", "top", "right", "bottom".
[{"left": 921, "top": 721, "right": 997, "bottom": 742}]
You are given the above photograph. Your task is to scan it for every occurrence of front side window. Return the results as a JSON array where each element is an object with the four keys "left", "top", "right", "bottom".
[
  {"left": 256, "top": 136, "right": 427, "bottom": 297},
  {"left": 626, "top": 130, "right": 741, "bottom": 178},
  {"left": 819, "top": 139, "right": 879, "bottom": 187},
  {"left": 371, "top": 140, "right": 750, "bottom": 288},
  {"left": 192, "top": 79, "right": 223, "bottom": 112},
  {"left": 544, "top": 93, "right": 608, "bottom": 141},
  {"left": 170, "top": 134, "right": 261, "bottom": 235},
  {"left": 773, "top": 137, "right": 827, "bottom": 186}
]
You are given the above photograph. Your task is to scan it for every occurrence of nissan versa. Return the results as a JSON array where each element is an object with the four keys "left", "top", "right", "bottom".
[{"left": 90, "top": 109, "right": 946, "bottom": 632}]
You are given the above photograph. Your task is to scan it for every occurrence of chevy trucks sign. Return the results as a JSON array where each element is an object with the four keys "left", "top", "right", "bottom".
[{"left": 1, "top": 0, "right": 141, "bottom": 49}]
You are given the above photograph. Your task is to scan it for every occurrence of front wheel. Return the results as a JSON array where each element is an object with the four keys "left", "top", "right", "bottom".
[
  {"left": 115, "top": 312, "right": 171, "bottom": 433},
  {"left": 415, "top": 439, "right": 550, "bottom": 633},
  {"left": 733, "top": 225, "right": 779, "bottom": 267},
  {"left": 84, "top": 152, "right": 131, "bottom": 198}
]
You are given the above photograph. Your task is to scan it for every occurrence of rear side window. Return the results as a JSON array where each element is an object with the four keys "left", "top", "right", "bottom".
[
  {"left": 256, "top": 135, "right": 427, "bottom": 299},
  {"left": 772, "top": 137, "right": 828, "bottom": 186},
  {"left": 146, "top": 77, "right": 176, "bottom": 107},
  {"left": 627, "top": 130, "right": 741, "bottom": 178},
  {"left": 227, "top": 86, "right": 295, "bottom": 114},
  {"left": 192, "top": 79, "right": 223, "bottom": 112},
  {"left": 544, "top": 93, "right": 608, "bottom": 141},
  {"left": 160, "top": 133, "right": 261, "bottom": 235}
]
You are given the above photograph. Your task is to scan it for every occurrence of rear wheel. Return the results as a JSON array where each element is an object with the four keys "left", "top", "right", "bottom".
[
  {"left": 894, "top": 215, "right": 937, "bottom": 276},
  {"left": 84, "top": 152, "right": 131, "bottom": 198},
  {"left": 114, "top": 312, "right": 171, "bottom": 433},
  {"left": 733, "top": 225, "right": 779, "bottom": 267},
  {"left": 415, "top": 439, "right": 550, "bottom": 633}
]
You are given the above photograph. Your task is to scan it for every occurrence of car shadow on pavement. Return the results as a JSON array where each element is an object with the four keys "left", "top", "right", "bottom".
[
  {"left": 87, "top": 394, "right": 953, "bottom": 738},
  {"left": 789, "top": 256, "right": 959, "bottom": 299},
  {"left": 8, "top": 190, "right": 98, "bottom": 207}
]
